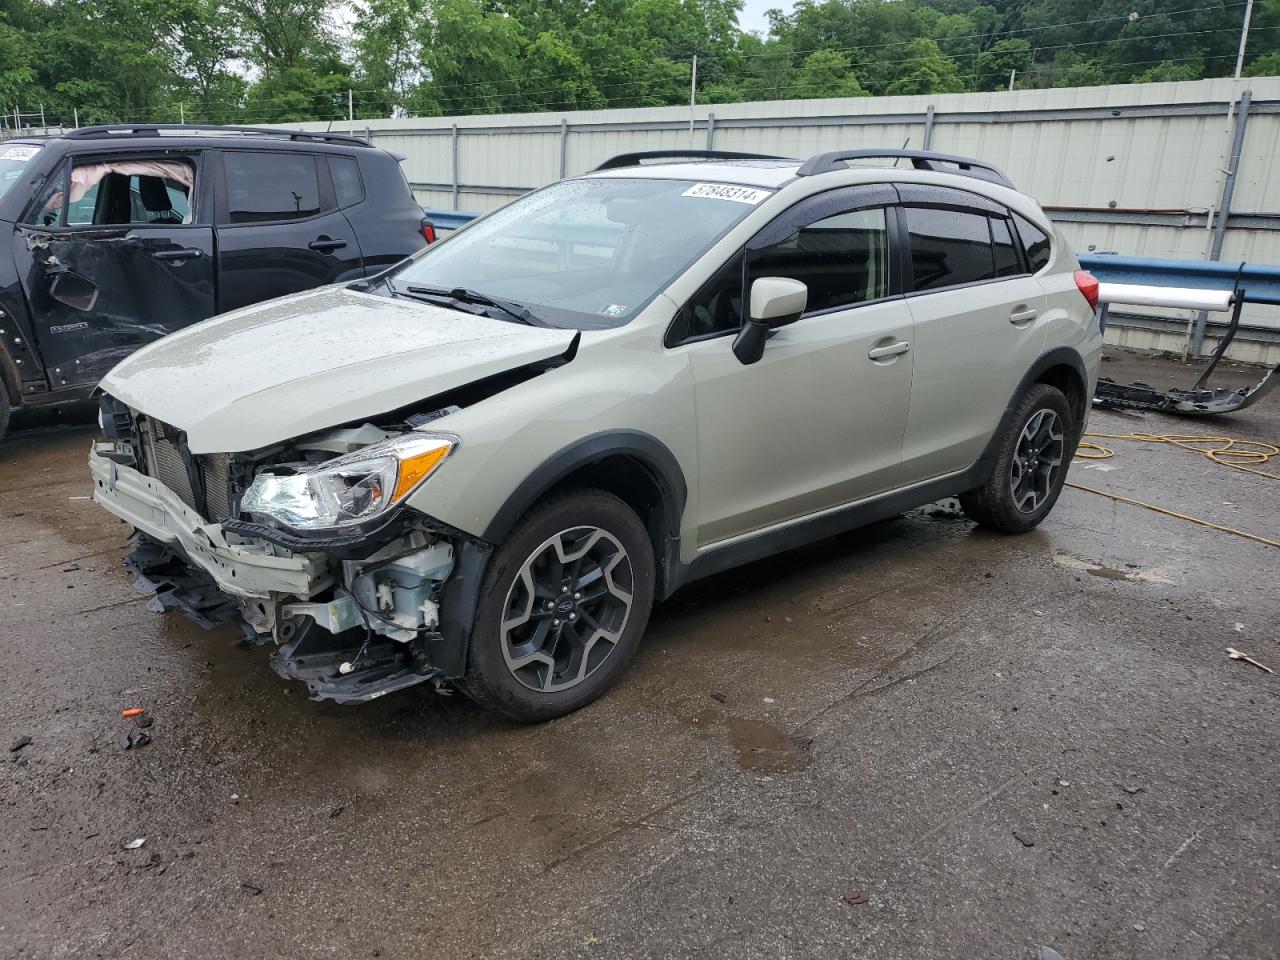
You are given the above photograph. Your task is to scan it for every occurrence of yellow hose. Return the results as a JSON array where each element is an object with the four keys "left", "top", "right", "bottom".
[{"left": 1069, "top": 431, "right": 1280, "bottom": 550}]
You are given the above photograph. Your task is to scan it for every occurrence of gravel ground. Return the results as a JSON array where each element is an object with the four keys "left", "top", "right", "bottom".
[{"left": 1, "top": 348, "right": 1277, "bottom": 960}]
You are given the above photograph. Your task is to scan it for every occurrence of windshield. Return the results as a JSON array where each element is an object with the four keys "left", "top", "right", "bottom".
[
  {"left": 389, "top": 177, "right": 771, "bottom": 330},
  {"left": 0, "top": 144, "right": 42, "bottom": 204}
]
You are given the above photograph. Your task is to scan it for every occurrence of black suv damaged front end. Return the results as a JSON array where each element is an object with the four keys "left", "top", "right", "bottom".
[{"left": 90, "top": 393, "right": 490, "bottom": 704}]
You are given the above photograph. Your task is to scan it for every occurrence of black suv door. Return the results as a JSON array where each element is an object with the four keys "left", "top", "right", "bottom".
[
  {"left": 214, "top": 149, "right": 363, "bottom": 312},
  {"left": 12, "top": 152, "right": 216, "bottom": 388}
]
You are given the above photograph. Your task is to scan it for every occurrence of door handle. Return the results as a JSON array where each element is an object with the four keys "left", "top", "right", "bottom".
[
  {"left": 868, "top": 340, "right": 910, "bottom": 361},
  {"left": 308, "top": 237, "right": 348, "bottom": 252},
  {"left": 152, "top": 247, "right": 204, "bottom": 261},
  {"left": 1009, "top": 306, "right": 1038, "bottom": 325}
]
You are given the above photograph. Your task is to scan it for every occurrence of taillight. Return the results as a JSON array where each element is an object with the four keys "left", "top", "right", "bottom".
[
  {"left": 1074, "top": 270, "right": 1099, "bottom": 311},
  {"left": 421, "top": 218, "right": 436, "bottom": 244}
]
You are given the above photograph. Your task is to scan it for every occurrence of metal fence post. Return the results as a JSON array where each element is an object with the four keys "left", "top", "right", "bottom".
[
  {"left": 1192, "top": 88, "right": 1252, "bottom": 357},
  {"left": 706, "top": 112, "right": 716, "bottom": 150},
  {"left": 559, "top": 119, "right": 568, "bottom": 179},
  {"left": 451, "top": 123, "right": 460, "bottom": 211},
  {"left": 922, "top": 104, "right": 935, "bottom": 150}
]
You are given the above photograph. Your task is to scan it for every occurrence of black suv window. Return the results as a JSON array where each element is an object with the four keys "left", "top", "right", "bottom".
[
  {"left": 749, "top": 207, "right": 889, "bottom": 314},
  {"left": 24, "top": 158, "right": 196, "bottom": 228},
  {"left": 224, "top": 152, "right": 322, "bottom": 223},
  {"left": 904, "top": 206, "right": 996, "bottom": 292},
  {"left": 329, "top": 156, "right": 364, "bottom": 208},
  {"left": 1012, "top": 212, "right": 1051, "bottom": 273}
]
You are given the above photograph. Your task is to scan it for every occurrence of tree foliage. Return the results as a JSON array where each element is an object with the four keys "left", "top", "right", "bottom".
[{"left": 0, "top": 0, "right": 1274, "bottom": 128}]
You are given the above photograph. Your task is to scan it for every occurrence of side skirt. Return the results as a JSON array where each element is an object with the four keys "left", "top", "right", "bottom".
[{"left": 669, "top": 461, "right": 989, "bottom": 592}]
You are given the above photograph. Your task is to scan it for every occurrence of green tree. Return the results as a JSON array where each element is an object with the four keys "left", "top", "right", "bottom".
[
  {"left": 885, "top": 38, "right": 966, "bottom": 94},
  {"left": 976, "top": 37, "right": 1032, "bottom": 89},
  {"left": 788, "top": 50, "right": 868, "bottom": 97}
]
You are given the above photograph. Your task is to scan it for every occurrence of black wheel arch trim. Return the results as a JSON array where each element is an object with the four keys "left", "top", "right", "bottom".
[
  {"left": 480, "top": 429, "right": 688, "bottom": 551},
  {"left": 427, "top": 430, "right": 687, "bottom": 680}
]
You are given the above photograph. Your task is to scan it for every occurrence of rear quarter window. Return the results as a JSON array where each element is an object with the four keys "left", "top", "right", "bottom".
[
  {"left": 1012, "top": 212, "right": 1051, "bottom": 273},
  {"left": 329, "top": 156, "right": 365, "bottom": 208}
]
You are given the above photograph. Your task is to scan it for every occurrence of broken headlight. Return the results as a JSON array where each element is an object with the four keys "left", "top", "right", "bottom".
[{"left": 241, "top": 434, "right": 456, "bottom": 531}]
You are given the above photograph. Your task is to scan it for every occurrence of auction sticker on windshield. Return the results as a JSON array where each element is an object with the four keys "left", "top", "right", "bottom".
[
  {"left": 682, "top": 183, "right": 771, "bottom": 204},
  {"left": 0, "top": 145, "right": 40, "bottom": 162}
]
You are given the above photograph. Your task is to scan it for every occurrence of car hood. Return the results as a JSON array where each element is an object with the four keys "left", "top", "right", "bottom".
[{"left": 101, "top": 286, "right": 578, "bottom": 454}]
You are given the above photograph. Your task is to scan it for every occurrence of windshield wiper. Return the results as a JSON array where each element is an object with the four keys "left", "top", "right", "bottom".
[{"left": 401, "top": 283, "right": 546, "bottom": 327}]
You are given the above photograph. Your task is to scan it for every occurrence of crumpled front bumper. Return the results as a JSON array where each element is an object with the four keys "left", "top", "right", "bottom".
[{"left": 89, "top": 444, "right": 327, "bottom": 600}]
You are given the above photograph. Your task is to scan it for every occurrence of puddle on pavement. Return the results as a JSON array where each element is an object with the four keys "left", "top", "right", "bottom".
[
  {"left": 726, "top": 717, "right": 812, "bottom": 773},
  {"left": 1053, "top": 551, "right": 1175, "bottom": 585},
  {"left": 688, "top": 706, "right": 812, "bottom": 773}
]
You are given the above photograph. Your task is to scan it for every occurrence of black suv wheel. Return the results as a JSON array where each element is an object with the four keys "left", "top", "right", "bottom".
[
  {"left": 462, "top": 489, "right": 655, "bottom": 722},
  {"left": 960, "top": 383, "right": 1075, "bottom": 533}
]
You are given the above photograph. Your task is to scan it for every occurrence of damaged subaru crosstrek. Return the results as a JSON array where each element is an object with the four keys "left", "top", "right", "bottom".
[{"left": 90, "top": 148, "right": 1102, "bottom": 721}]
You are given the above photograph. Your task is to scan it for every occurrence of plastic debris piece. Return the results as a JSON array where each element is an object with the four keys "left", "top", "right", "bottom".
[
  {"left": 841, "top": 889, "right": 868, "bottom": 906},
  {"left": 123, "top": 837, "right": 146, "bottom": 850},
  {"left": 121, "top": 708, "right": 144, "bottom": 719},
  {"left": 710, "top": 692, "right": 727, "bottom": 703},
  {"left": 1227, "top": 647, "right": 1274, "bottom": 674},
  {"left": 239, "top": 882, "right": 263, "bottom": 896},
  {"left": 9, "top": 735, "right": 32, "bottom": 753},
  {"left": 1013, "top": 830, "right": 1036, "bottom": 847}
]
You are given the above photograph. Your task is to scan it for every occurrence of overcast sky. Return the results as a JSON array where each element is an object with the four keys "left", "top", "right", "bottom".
[{"left": 738, "top": 0, "right": 794, "bottom": 35}]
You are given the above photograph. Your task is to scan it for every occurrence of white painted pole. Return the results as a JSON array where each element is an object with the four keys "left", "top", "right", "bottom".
[
  {"left": 348, "top": 89, "right": 354, "bottom": 135},
  {"left": 73, "top": 107, "right": 79, "bottom": 129},
  {"left": 689, "top": 55, "right": 697, "bottom": 146},
  {"left": 1235, "top": 0, "right": 1255, "bottom": 78},
  {"left": 179, "top": 102, "right": 185, "bottom": 125},
  {"left": 1008, "top": 69, "right": 1016, "bottom": 92}
]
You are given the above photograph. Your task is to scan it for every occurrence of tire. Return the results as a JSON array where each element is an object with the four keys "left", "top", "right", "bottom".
[
  {"left": 0, "top": 388, "right": 10, "bottom": 441},
  {"left": 461, "top": 489, "right": 655, "bottom": 722},
  {"left": 960, "top": 383, "right": 1075, "bottom": 533}
]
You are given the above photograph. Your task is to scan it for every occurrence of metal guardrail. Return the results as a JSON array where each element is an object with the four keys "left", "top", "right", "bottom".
[{"left": 1077, "top": 253, "right": 1280, "bottom": 307}]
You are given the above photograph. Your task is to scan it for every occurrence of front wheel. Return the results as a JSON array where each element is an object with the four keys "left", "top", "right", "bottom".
[
  {"left": 960, "top": 383, "right": 1075, "bottom": 533},
  {"left": 461, "top": 489, "right": 655, "bottom": 722}
]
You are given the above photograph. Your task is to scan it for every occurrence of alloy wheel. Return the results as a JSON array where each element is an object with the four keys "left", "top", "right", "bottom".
[
  {"left": 500, "top": 526, "right": 635, "bottom": 693},
  {"left": 1009, "top": 408, "right": 1064, "bottom": 514}
]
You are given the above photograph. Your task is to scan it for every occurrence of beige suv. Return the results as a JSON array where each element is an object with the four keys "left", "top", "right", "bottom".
[{"left": 90, "top": 148, "right": 1102, "bottom": 721}]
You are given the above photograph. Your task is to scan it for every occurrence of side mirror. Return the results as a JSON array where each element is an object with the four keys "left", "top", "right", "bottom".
[{"left": 732, "top": 277, "right": 807, "bottom": 365}]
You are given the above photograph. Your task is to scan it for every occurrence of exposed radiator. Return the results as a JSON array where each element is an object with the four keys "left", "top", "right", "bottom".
[{"left": 138, "top": 418, "right": 236, "bottom": 522}]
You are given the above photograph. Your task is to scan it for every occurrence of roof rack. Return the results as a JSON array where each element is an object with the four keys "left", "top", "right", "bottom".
[
  {"left": 594, "top": 149, "right": 789, "bottom": 171},
  {"left": 796, "top": 149, "right": 1014, "bottom": 188},
  {"left": 61, "top": 124, "right": 372, "bottom": 148}
]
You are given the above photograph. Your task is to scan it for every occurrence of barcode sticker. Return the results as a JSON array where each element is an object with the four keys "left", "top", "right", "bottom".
[{"left": 682, "top": 183, "right": 772, "bottom": 205}]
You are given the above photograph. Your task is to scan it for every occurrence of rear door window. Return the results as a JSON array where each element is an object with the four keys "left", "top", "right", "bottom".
[
  {"left": 904, "top": 206, "right": 996, "bottom": 292},
  {"left": 223, "top": 152, "right": 322, "bottom": 223},
  {"left": 990, "top": 216, "right": 1022, "bottom": 277}
]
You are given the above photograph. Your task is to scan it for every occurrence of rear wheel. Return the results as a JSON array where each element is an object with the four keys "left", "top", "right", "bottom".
[
  {"left": 461, "top": 489, "right": 655, "bottom": 722},
  {"left": 0, "top": 388, "right": 10, "bottom": 441},
  {"left": 960, "top": 383, "right": 1074, "bottom": 533}
]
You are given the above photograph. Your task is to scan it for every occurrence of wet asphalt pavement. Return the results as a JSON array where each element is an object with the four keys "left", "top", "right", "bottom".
[{"left": 2, "top": 349, "right": 1278, "bottom": 960}]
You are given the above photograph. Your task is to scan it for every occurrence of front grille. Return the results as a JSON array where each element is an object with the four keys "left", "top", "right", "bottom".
[{"left": 138, "top": 418, "right": 237, "bottom": 522}]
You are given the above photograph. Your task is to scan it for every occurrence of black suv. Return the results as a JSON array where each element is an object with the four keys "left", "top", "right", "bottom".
[{"left": 0, "top": 124, "right": 432, "bottom": 437}]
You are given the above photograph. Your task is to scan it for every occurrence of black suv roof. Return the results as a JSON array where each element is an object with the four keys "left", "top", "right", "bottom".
[{"left": 29, "top": 124, "right": 375, "bottom": 155}]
